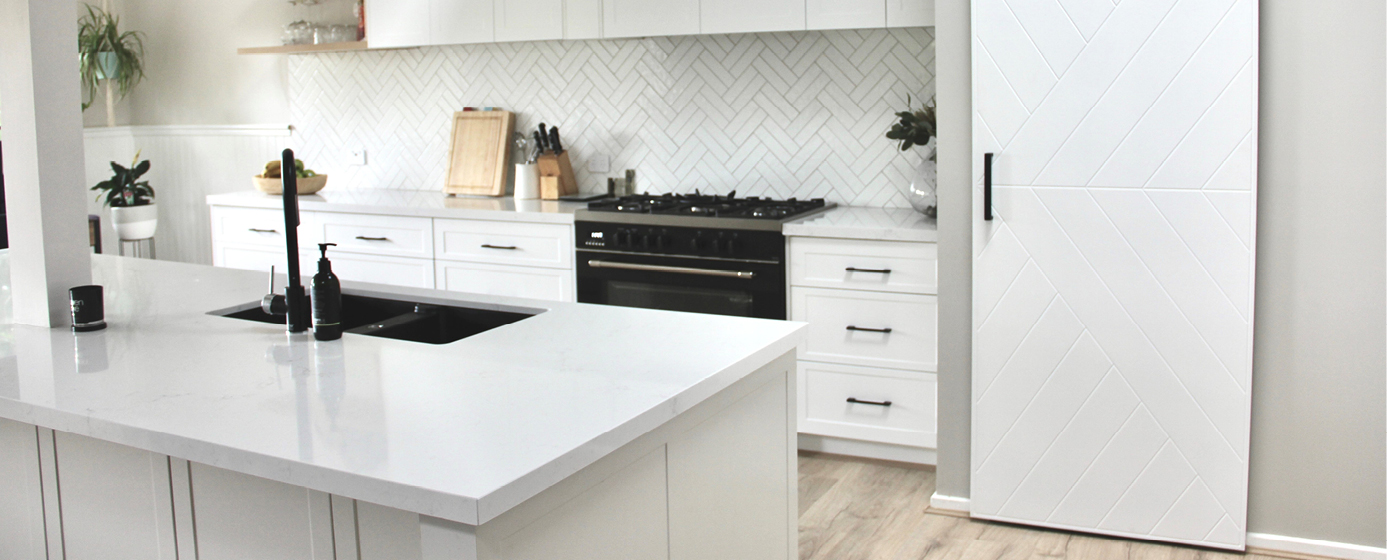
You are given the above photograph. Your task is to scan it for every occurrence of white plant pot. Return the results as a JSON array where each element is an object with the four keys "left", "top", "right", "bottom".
[{"left": 111, "top": 204, "right": 158, "bottom": 241}]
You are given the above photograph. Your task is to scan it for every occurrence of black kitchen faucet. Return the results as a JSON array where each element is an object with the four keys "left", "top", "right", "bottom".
[{"left": 260, "top": 149, "right": 310, "bottom": 333}]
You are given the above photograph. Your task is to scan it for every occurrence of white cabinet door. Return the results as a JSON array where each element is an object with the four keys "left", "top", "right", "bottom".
[
  {"left": 565, "top": 0, "right": 602, "bottom": 39},
  {"left": 806, "top": 0, "right": 884, "bottom": 30},
  {"left": 331, "top": 253, "right": 436, "bottom": 289},
  {"left": 368, "top": 0, "right": 432, "bottom": 47},
  {"left": 437, "top": 259, "right": 574, "bottom": 301},
  {"left": 54, "top": 433, "right": 177, "bottom": 560},
  {"left": 432, "top": 0, "right": 495, "bottom": 45},
  {"left": 702, "top": 0, "right": 804, "bottom": 35},
  {"left": 886, "top": 0, "right": 932, "bottom": 27},
  {"left": 496, "top": 0, "right": 563, "bottom": 42},
  {"left": 602, "top": 0, "right": 698, "bottom": 38},
  {"left": 189, "top": 463, "right": 330, "bottom": 560},
  {"left": 971, "top": 0, "right": 1257, "bottom": 549}
]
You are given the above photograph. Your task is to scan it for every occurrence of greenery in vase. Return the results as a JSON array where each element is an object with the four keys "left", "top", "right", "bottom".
[
  {"left": 886, "top": 95, "right": 937, "bottom": 159},
  {"left": 78, "top": 3, "right": 145, "bottom": 111},
  {"left": 92, "top": 152, "right": 155, "bottom": 208}
]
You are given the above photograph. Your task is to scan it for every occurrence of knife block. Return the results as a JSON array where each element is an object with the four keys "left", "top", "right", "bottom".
[{"left": 537, "top": 152, "right": 578, "bottom": 200}]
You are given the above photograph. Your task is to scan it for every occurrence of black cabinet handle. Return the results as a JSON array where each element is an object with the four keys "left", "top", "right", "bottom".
[
  {"left": 846, "top": 267, "right": 892, "bottom": 274},
  {"left": 847, "top": 397, "right": 892, "bottom": 407},
  {"left": 846, "top": 325, "right": 893, "bottom": 334},
  {"left": 355, "top": 236, "right": 390, "bottom": 241},
  {"left": 984, "top": 152, "right": 994, "bottom": 221},
  {"left": 248, "top": 228, "right": 278, "bottom": 234},
  {"left": 481, "top": 244, "right": 518, "bottom": 250}
]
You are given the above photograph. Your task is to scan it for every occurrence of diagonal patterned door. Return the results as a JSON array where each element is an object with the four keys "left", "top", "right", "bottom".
[{"left": 970, "top": 0, "right": 1257, "bottom": 550}]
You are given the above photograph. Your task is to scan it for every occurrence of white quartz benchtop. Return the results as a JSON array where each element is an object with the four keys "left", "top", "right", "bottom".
[
  {"left": 0, "top": 255, "right": 803, "bottom": 526},
  {"left": 785, "top": 206, "right": 938, "bottom": 242},
  {"left": 207, "top": 190, "right": 587, "bottom": 224}
]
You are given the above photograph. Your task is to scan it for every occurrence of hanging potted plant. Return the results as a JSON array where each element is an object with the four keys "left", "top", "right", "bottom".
[
  {"left": 92, "top": 152, "right": 157, "bottom": 241},
  {"left": 78, "top": 3, "right": 145, "bottom": 126},
  {"left": 886, "top": 95, "right": 938, "bottom": 218}
]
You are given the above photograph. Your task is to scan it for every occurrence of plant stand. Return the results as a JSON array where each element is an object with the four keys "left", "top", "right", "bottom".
[{"left": 118, "top": 237, "right": 155, "bottom": 259}]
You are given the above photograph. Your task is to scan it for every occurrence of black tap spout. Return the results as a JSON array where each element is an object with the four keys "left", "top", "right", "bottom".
[{"left": 281, "top": 149, "right": 310, "bottom": 333}]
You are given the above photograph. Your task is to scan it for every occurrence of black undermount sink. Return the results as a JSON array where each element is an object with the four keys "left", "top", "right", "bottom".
[{"left": 211, "top": 294, "right": 537, "bottom": 345}]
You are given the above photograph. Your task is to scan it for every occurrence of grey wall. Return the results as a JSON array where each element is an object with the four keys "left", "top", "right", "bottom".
[
  {"left": 932, "top": 0, "right": 970, "bottom": 501},
  {"left": 1250, "top": 0, "right": 1386, "bottom": 548},
  {"left": 931, "top": 0, "right": 1387, "bottom": 548}
]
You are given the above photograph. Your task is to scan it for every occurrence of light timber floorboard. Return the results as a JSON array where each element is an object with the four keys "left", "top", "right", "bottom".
[{"left": 797, "top": 453, "right": 1304, "bottom": 560}]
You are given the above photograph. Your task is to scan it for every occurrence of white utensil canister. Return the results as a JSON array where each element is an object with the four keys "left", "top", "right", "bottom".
[{"left": 514, "top": 163, "right": 540, "bottom": 200}]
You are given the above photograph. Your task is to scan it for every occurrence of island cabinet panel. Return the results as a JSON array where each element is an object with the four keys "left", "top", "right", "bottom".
[
  {"left": 52, "top": 432, "right": 177, "bottom": 560},
  {"left": 188, "top": 463, "right": 334, "bottom": 560},
  {"left": 602, "top": 0, "right": 699, "bottom": 38},
  {"left": 356, "top": 501, "right": 426, "bottom": 560},
  {"left": 0, "top": 418, "right": 47, "bottom": 560}
]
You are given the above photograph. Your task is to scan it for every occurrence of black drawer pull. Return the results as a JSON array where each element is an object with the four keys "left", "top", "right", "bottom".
[
  {"left": 847, "top": 397, "right": 892, "bottom": 407},
  {"left": 248, "top": 228, "right": 278, "bottom": 234},
  {"left": 481, "top": 244, "right": 519, "bottom": 250},
  {"left": 355, "top": 236, "right": 390, "bottom": 241},
  {"left": 846, "top": 267, "right": 892, "bottom": 274},
  {"left": 984, "top": 152, "right": 994, "bottom": 221},
  {"left": 846, "top": 325, "right": 893, "bottom": 334}
]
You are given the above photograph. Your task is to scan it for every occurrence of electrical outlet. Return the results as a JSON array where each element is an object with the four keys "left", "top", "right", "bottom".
[
  {"left": 587, "top": 154, "right": 610, "bottom": 173},
  {"left": 349, "top": 148, "right": 367, "bottom": 166}
]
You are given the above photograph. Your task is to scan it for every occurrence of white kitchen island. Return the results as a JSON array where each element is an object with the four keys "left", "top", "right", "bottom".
[{"left": 0, "top": 254, "right": 803, "bottom": 560}]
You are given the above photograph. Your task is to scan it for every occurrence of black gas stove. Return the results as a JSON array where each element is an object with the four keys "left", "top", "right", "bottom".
[
  {"left": 576, "top": 192, "right": 834, "bottom": 231},
  {"left": 574, "top": 192, "right": 835, "bottom": 320}
]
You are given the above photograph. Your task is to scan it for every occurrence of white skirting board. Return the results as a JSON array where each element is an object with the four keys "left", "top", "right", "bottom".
[
  {"left": 797, "top": 434, "right": 936, "bottom": 466},
  {"left": 928, "top": 493, "right": 969, "bottom": 513},
  {"left": 1246, "top": 533, "right": 1387, "bottom": 560}
]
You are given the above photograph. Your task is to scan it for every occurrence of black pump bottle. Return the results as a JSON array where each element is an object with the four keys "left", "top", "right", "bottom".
[{"left": 312, "top": 243, "right": 343, "bottom": 341}]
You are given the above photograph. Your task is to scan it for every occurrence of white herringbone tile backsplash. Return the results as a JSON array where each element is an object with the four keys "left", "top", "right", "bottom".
[{"left": 289, "top": 28, "right": 934, "bottom": 207}]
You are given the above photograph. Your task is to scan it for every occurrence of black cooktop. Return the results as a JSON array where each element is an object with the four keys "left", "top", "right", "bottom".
[{"left": 586, "top": 192, "right": 829, "bottom": 220}]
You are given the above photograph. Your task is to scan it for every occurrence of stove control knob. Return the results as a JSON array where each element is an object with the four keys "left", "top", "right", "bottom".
[
  {"left": 689, "top": 235, "right": 707, "bottom": 252},
  {"left": 721, "top": 235, "right": 740, "bottom": 255},
  {"left": 655, "top": 231, "right": 672, "bottom": 250},
  {"left": 637, "top": 234, "right": 652, "bottom": 250}
]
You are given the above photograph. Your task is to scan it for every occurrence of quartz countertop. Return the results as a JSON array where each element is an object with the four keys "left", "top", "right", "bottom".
[
  {"left": 785, "top": 206, "right": 938, "bottom": 242},
  {"left": 0, "top": 254, "right": 803, "bottom": 526},
  {"left": 207, "top": 190, "right": 588, "bottom": 224}
]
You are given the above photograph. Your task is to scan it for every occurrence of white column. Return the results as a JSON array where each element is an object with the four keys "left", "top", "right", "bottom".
[{"left": 1, "top": 0, "right": 93, "bottom": 327}]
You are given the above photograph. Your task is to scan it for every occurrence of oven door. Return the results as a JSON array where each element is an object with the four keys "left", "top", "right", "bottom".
[{"left": 576, "top": 251, "right": 786, "bottom": 320}]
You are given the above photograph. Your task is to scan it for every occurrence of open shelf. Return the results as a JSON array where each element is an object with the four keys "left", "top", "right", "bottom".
[{"left": 237, "top": 41, "right": 368, "bottom": 55}]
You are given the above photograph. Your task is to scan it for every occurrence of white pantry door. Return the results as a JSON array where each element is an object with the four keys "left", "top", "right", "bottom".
[{"left": 970, "top": 0, "right": 1257, "bottom": 550}]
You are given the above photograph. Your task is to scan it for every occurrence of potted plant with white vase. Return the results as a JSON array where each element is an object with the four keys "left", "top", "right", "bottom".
[
  {"left": 92, "top": 152, "right": 157, "bottom": 242},
  {"left": 78, "top": 3, "right": 145, "bottom": 127},
  {"left": 886, "top": 95, "right": 938, "bottom": 218}
]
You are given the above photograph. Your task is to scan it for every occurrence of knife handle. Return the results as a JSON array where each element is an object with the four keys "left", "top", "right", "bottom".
[
  {"left": 533, "top": 130, "right": 547, "bottom": 155},
  {"left": 549, "top": 127, "right": 563, "bottom": 154}
]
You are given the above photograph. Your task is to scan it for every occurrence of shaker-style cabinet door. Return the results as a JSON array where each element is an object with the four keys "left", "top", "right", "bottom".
[
  {"left": 886, "top": 0, "right": 933, "bottom": 27},
  {"left": 496, "top": 0, "right": 563, "bottom": 42},
  {"left": 603, "top": 0, "right": 698, "bottom": 38},
  {"left": 806, "top": 0, "right": 885, "bottom": 30},
  {"left": 432, "top": 0, "right": 495, "bottom": 44},
  {"left": 367, "top": 0, "right": 432, "bottom": 47},
  {"left": 565, "top": 0, "right": 603, "bottom": 39},
  {"left": 703, "top": 0, "right": 805, "bottom": 35}
]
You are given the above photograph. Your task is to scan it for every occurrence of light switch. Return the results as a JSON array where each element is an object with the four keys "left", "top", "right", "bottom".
[{"left": 349, "top": 148, "right": 367, "bottom": 166}]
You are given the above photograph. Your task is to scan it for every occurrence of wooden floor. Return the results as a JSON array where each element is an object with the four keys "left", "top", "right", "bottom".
[{"left": 798, "top": 453, "right": 1300, "bottom": 560}]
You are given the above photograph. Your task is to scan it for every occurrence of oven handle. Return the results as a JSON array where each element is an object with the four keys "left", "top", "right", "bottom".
[{"left": 587, "top": 259, "right": 757, "bottom": 280}]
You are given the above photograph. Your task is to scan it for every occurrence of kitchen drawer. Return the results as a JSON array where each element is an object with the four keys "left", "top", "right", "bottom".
[
  {"left": 434, "top": 219, "right": 573, "bottom": 269},
  {"left": 214, "top": 245, "right": 313, "bottom": 276},
  {"left": 436, "top": 260, "right": 574, "bottom": 302},
  {"left": 789, "top": 237, "right": 936, "bottom": 294},
  {"left": 798, "top": 362, "right": 936, "bottom": 448},
  {"left": 314, "top": 212, "right": 434, "bottom": 259},
  {"left": 329, "top": 253, "right": 435, "bottom": 289},
  {"left": 792, "top": 287, "right": 937, "bottom": 372},
  {"left": 211, "top": 206, "right": 319, "bottom": 249}
]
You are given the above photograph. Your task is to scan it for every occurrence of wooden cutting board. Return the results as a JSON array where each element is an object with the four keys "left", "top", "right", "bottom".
[{"left": 445, "top": 110, "right": 514, "bottom": 196}]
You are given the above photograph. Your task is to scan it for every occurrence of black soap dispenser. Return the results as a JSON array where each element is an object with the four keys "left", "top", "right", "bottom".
[{"left": 312, "top": 243, "right": 343, "bottom": 341}]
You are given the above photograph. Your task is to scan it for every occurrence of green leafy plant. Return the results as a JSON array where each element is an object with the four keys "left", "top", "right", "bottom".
[
  {"left": 78, "top": 4, "right": 145, "bottom": 111},
  {"left": 886, "top": 94, "right": 937, "bottom": 155},
  {"left": 92, "top": 151, "right": 154, "bottom": 208}
]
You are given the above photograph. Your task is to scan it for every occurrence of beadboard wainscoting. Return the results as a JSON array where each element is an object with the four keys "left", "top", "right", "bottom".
[
  {"left": 84, "top": 125, "right": 291, "bottom": 264},
  {"left": 288, "top": 28, "right": 935, "bottom": 206}
]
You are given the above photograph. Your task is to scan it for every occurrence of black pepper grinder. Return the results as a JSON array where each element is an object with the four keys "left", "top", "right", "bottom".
[{"left": 311, "top": 243, "right": 342, "bottom": 341}]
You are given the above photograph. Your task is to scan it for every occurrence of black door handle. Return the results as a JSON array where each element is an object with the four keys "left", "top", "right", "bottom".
[
  {"left": 847, "top": 397, "right": 892, "bottom": 407},
  {"left": 845, "top": 267, "right": 892, "bottom": 274},
  {"left": 355, "top": 236, "right": 390, "bottom": 241},
  {"left": 481, "top": 244, "right": 519, "bottom": 250},
  {"left": 984, "top": 152, "right": 994, "bottom": 221},
  {"left": 846, "top": 325, "right": 893, "bottom": 334}
]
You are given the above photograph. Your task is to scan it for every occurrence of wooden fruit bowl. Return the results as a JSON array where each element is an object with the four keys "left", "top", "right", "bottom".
[{"left": 254, "top": 174, "right": 328, "bottom": 195}]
